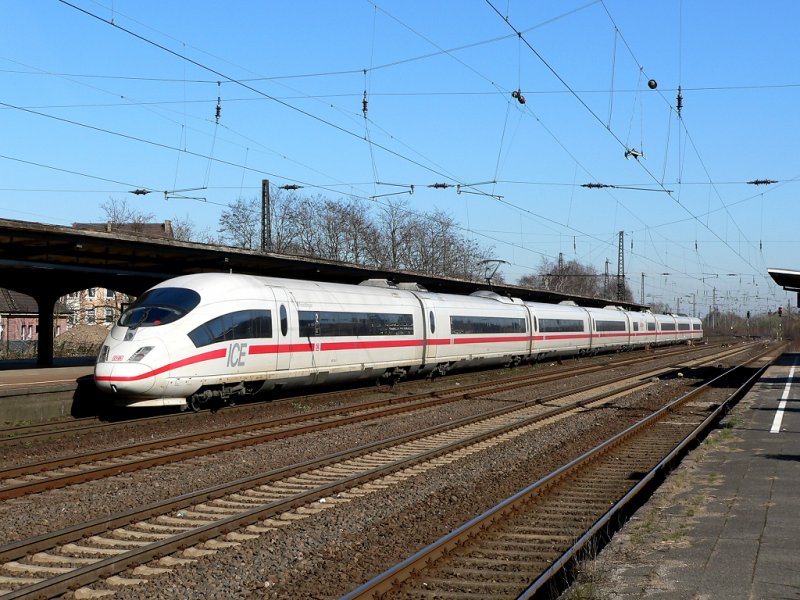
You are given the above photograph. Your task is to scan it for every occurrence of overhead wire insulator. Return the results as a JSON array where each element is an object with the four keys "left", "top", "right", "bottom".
[
  {"left": 280, "top": 184, "right": 303, "bottom": 190},
  {"left": 428, "top": 183, "right": 452, "bottom": 189},
  {"left": 747, "top": 179, "right": 778, "bottom": 185},
  {"left": 581, "top": 182, "right": 611, "bottom": 189},
  {"left": 362, "top": 91, "right": 368, "bottom": 117},
  {"left": 215, "top": 81, "right": 222, "bottom": 124},
  {"left": 511, "top": 89, "right": 526, "bottom": 104}
]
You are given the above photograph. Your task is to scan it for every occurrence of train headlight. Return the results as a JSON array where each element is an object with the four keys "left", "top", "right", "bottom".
[
  {"left": 129, "top": 346, "right": 154, "bottom": 362},
  {"left": 97, "top": 345, "right": 109, "bottom": 364}
]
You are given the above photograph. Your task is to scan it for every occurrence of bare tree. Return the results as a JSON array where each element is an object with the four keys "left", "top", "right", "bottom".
[
  {"left": 100, "top": 197, "right": 154, "bottom": 230},
  {"left": 339, "top": 198, "right": 380, "bottom": 264},
  {"left": 170, "top": 214, "right": 220, "bottom": 244},
  {"left": 170, "top": 215, "right": 195, "bottom": 241},
  {"left": 375, "top": 199, "right": 414, "bottom": 270},
  {"left": 269, "top": 188, "right": 303, "bottom": 254},
  {"left": 218, "top": 197, "right": 259, "bottom": 249},
  {"left": 520, "top": 256, "right": 634, "bottom": 301},
  {"left": 213, "top": 190, "right": 499, "bottom": 282}
]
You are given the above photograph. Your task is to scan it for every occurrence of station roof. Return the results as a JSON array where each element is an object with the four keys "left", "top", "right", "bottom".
[
  {"left": 0, "top": 217, "right": 647, "bottom": 310},
  {"left": 768, "top": 268, "right": 800, "bottom": 292}
]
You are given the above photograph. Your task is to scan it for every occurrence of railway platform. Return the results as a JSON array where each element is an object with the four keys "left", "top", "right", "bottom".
[
  {"left": 0, "top": 360, "right": 95, "bottom": 423},
  {"left": 584, "top": 351, "right": 800, "bottom": 599}
]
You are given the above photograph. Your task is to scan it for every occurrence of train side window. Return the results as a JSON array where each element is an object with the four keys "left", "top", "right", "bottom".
[
  {"left": 538, "top": 318, "right": 583, "bottom": 333},
  {"left": 188, "top": 309, "right": 272, "bottom": 347},
  {"left": 280, "top": 305, "right": 288, "bottom": 336},
  {"left": 595, "top": 320, "right": 626, "bottom": 332},
  {"left": 298, "top": 310, "right": 413, "bottom": 337},
  {"left": 429, "top": 311, "right": 435, "bottom": 334},
  {"left": 449, "top": 315, "right": 526, "bottom": 335}
]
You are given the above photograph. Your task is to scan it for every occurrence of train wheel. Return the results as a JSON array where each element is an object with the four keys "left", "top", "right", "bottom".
[{"left": 189, "top": 394, "right": 206, "bottom": 412}]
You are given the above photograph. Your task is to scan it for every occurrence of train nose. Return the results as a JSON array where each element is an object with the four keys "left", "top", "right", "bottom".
[
  {"left": 94, "top": 362, "right": 157, "bottom": 394},
  {"left": 94, "top": 342, "right": 165, "bottom": 395}
]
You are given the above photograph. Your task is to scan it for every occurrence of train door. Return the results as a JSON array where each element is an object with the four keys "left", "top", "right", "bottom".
[
  {"left": 410, "top": 293, "right": 436, "bottom": 362},
  {"left": 622, "top": 311, "right": 633, "bottom": 347},
  {"left": 425, "top": 308, "right": 437, "bottom": 360},
  {"left": 271, "top": 287, "right": 295, "bottom": 371}
]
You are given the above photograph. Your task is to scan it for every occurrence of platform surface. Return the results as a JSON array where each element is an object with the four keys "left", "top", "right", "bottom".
[{"left": 585, "top": 352, "right": 800, "bottom": 599}]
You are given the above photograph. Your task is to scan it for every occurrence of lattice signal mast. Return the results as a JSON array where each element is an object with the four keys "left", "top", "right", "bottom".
[{"left": 617, "top": 231, "right": 625, "bottom": 302}]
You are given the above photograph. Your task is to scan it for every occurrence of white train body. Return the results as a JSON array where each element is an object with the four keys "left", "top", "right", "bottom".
[{"left": 94, "top": 273, "right": 703, "bottom": 408}]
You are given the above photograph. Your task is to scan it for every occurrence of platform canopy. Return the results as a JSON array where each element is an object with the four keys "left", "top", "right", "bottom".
[{"left": 768, "top": 268, "right": 800, "bottom": 292}]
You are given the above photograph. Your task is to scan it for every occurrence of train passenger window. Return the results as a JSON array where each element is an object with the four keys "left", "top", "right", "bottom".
[
  {"left": 632, "top": 322, "right": 639, "bottom": 332},
  {"left": 595, "top": 320, "right": 626, "bottom": 332},
  {"left": 280, "top": 305, "right": 288, "bottom": 336},
  {"left": 120, "top": 287, "right": 201, "bottom": 328},
  {"left": 647, "top": 322, "right": 656, "bottom": 331},
  {"left": 429, "top": 311, "right": 435, "bottom": 334},
  {"left": 298, "top": 311, "right": 414, "bottom": 337},
  {"left": 188, "top": 309, "right": 272, "bottom": 347},
  {"left": 538, "top": 319, "right": 583, "bottom": 333},
  {"left": 693, "top": 324, "right": 701, "bottom": 330},
  {"left": 678, "top": 323, "right": 691, "bottom": 331},
  {"left": 449, "top": 315, "right": 526, "bottom": 335},
  {"left": 660, "top": 322, "right": 676, "bottom": 331}
]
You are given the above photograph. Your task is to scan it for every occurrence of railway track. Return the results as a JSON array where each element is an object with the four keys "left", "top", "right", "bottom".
[
  {"left": 0, "top": 342, "right": 744, "bottom": 499},
  {"left": 0, "top": 342, "right": 725, "bottom": 447},
  {"left": 0, "top": 343, "right": 724, "bottom": 447},
  {"left": 0, "top": 342, "right": 770, "bottom": 598},
  {"left": 343, "top": 343, "right": 783, "bottom": 599}
]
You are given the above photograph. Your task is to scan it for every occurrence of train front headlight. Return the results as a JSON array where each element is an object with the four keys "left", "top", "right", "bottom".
[
  {"left": 97, "top": 345, "right": 109, "bottom": 364},
  {"left": 129, "top": 346, "right": 154, "bottom": 362}
]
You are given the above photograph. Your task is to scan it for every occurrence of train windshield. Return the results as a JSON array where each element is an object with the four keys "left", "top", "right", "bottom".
[{"left": 119, "top": 287, "right": 201, "bottom": 328}]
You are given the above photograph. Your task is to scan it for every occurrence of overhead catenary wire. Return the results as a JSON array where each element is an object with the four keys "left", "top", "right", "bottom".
[
  {"left": 7, "top": 3, "right": 776, "bottom": 314},
  {"left": 56, "top": 0, "right": 500, "bottom": 202},
  {"left": 486, "top": 0, "right": 768, "bottom": 288}
]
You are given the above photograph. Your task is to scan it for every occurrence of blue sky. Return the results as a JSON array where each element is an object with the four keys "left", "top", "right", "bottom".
[{"left": 2, "top": 1, "right": 799, "bottom": 317}]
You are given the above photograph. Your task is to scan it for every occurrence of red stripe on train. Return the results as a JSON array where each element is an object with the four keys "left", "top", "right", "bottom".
[{"left": 95, "top": 348, "right": 227, "bottom": 382}]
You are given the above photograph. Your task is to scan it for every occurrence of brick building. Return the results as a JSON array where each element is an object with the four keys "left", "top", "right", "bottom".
[
  {"left": 61, "top": 287, "right": 130, "bottom": 328},
  {"left": 0, "top": 289, "right": 70, "bottom": 355}
]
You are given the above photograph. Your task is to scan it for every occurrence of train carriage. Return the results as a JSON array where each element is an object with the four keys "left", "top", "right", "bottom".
[
  {"left": 585, "top": 306, "right": 631, "bottom": 352},
  {"left": 689, "top": 317, "right": 704, "bottom": 341},
  {"left": 653, "top": 313, "right": 678, "bottom": 345},
  {"left": 525, "top": 300, "right": 591, "bottom": 359},
  {"left": 417, "top": 289, "right": 531, "bottom": 374},
  {"left": 674, "top": 315, "right": 694, "bottom": 343},
  {"left": 275, "top": 278, "right": 426, "bottom": 387},
  {"left": 629, "top": 311, "right": 658, "bottom": 346}
]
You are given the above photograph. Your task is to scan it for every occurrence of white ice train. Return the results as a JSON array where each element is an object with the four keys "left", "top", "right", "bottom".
[{"left": 94, "top": 273, "right": 703, "bottom": 409}]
